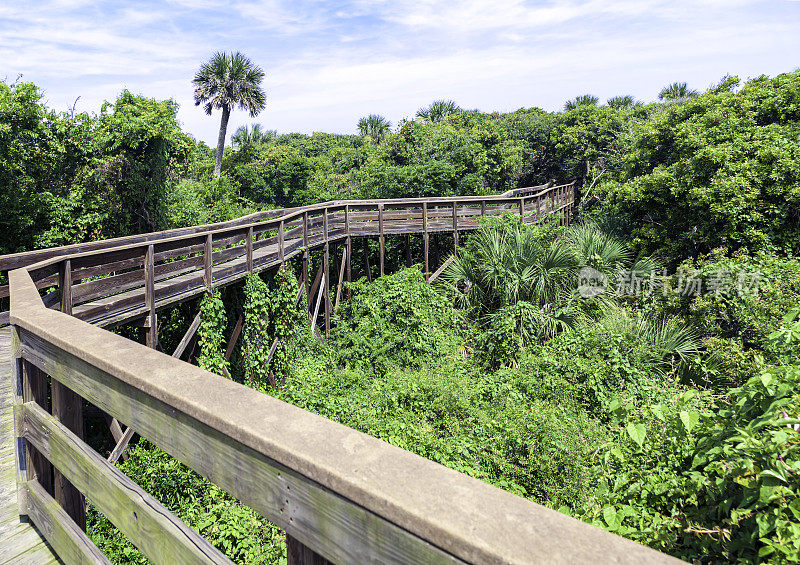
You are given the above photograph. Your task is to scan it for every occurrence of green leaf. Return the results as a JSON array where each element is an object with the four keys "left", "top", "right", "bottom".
[
  {"left": 680, "top": 410, "right": 699, "bottom": 433},
  {"left": 626, "top": 422, "right": 646, "bottom": 448}
]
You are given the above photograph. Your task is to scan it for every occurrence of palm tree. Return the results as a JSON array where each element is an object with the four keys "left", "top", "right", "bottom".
[
  {"left": 658, "top": 82, "right": 699, "bottom": 102},
  {"left": 193, "top": 52, "right": 266, "bottom": 176},
  {"left": 607, "top": 95, "right": 641, "bottom": 109},
  {"left": 231, "top": 124, "right": 276, "bottom": 149},
  {"left": 416, "top": 99, "right": 461, "bottom": 123},
  {"left": 564, "top": 94, "right": 599, "bottom": 112},
  {"left": 357, "top": 114, "right": 392, "bottom": 144}
]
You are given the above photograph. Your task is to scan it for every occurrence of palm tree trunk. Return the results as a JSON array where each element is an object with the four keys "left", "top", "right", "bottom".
[{"left": 214, "top": 106, "right": 231, "bottom": 177}]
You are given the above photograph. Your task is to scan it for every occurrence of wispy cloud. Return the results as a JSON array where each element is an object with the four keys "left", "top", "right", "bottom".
[{"left": 0, "top": 0, "right": 797, "bottom": 143}]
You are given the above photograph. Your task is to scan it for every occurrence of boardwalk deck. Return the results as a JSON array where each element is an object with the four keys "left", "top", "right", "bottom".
[{"left": 0, "top": 328, "right": 59, "bottom": 563}]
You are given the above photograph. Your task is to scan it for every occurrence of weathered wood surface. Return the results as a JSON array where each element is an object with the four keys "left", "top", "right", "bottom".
[
  {"left": 0, "top": 327, "right": 59, "bottom": 563},
  {"left": 23, "top": 401, "right": 233, "bottom": 564}
]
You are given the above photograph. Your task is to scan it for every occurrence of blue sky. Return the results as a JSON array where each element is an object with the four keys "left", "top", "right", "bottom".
[{"left": 1, "top": 0, "right": 799, "bottom": 145}]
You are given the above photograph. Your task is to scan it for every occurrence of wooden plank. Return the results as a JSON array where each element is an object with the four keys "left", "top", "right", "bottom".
[
  {"left": 23, "top": 402, "right": 233, "bottom": 565},
  {"left": 107, "top": 425, "right": 135, "bottom": 465},
  {"left": 246, "top": 227, "right": 253, "bottom": 273},
  {"left": 287, "top": 534, "right": 332, "bottom": 565},
  {"left": 204, "top": 235, "right": 212, "bottom": 288},
  {"left": 23, "top": 480, "right": 110, "bottom": 564},
  {"left": 378, "top": 205, "right": 385, "bottom": 277},
  {"left": 334, "top": 248, "right": 346, "bottom": 312},
  {"left": 428, "top": 256, "right": 454, "bottom": 284},
  {"left": 50, "top": 378, "right": 85, "bottom": 531},
  {"left": 22, "top": 360, "right": 52, "bottom": 495},
  {"left": 59, "top": 259, "right": 72, "bottom": 316},
  {"left": 224, "top": 314, "right": 243, "bottom": 361},
  {"left": 173, "top": 311, "right": 202, "bottom": 360},
  {"left": 145, "top": 245, "right": 157, "bottom": 349},
  {"left": 18, "top": 333, "right": 463, "bottom": 565}
]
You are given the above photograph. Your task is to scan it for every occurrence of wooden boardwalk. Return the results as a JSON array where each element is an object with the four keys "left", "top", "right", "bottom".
[
  {"left": 0, "top": 328, "right": 59, "bottom": 563},
  {"left": 0, "top": 182, "right": 679, "bottom": 565}
]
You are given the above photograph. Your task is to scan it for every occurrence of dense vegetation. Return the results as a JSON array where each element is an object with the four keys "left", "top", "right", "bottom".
[{"left": 3, "top": 69, "right": 800, "bottom": 563}]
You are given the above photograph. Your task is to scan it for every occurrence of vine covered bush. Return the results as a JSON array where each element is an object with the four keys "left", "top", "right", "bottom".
[{"left": 198, "top": 288, "right": 229, "bottom": 376}]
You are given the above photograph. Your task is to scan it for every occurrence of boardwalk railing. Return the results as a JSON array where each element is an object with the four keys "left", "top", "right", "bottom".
[
  {"left": 5, "top": 181, "right": 678, "bottom": 563},
  {"left": 0, "top": 182, "right": 576, "bottom": 330}
]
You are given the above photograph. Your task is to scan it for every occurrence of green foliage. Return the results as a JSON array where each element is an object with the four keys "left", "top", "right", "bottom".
[
  {"left": 584, "top": 351, "right": 800, "bottom": 562},
  {"left": 564, "top": 94, "right": 599, "bottom": 112},
  {"left": 198, "top": 289, "right": 229, "bottom": 376},
  {"left": 243, "top": 274, "right": 271, "bottom": 387},
  {"left": 416, "top": 99, "right": 462, "bottom": 123},
  {"left": 357, "top": 114, "right": 392, "bottom": 144},
  {"left": 268, "top": 267, "right": 301, "bottom": 387},
  {"left": 87, "top": 441, "right": 285, "bottom": 564},
  {"left": 597, "top": 71, "right": 800, "bottom": 259},
  {"left": 330, "top": 267, "right": 463, "bottom": 374}
]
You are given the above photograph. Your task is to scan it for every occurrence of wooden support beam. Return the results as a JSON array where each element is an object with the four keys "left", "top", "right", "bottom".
[
  {"left": 278, "top": 220, "right": 285, "bottom": 263},
  {"left": 51, "top": 379, "right": 86, "bottom": 531},
  {"left": 323, "top": 243, "right": 330, "bottom": 336},
  {"left": 378, "top": 204, "right": 385, "bottom": 277},
  {"left": 60, "top": 258, "right": 72, "bottom": 315},
  {"left": 287, "top": 534, "right": 333, "bottom": 565},
  {"left": 308, "top": 260, "right": 324, "bottom": 313},
  {"left": 22, "top": 359, "right": 53, "bottom": 495},
  {"left": 224, "top": 314, "right": 243, "bottom": 361},
  {"left": 108, "top": 425, "right": 135, "bottom": 464},
  {"left": 423, "top": 202, "right": 429, "bottom": 279},
  {"left": 428, "top": 255, "right": 454, "bottom": 284},
  {"left": 246, "top": 227, "right": 254, "bottom": 273},
  {"left": 334, "top": 247, "right": 347, "bottom": 312},
  {"left": 310, "top": 272, "right": 325, "bottom": 335},
  {"left": 173, "top": 310, "right": 202, "bottom": 359},
  {"left": 346, "top": 236, "right": 352, "bottom": 292},
  {"left": 204, "top": 233, "right": 213, "bottom": 288},
  {"left": 519, "top": 197, "right": 525, "bottom": 217},
  {"left": 363, "top": 238, "right": 372, "bottom": 283},
  {"left": 103, "top": 413, "right": 130, "bottom": 462},
  {"left": 145, "top": 245, "right": 157, "bottom": 349},
  {"left": 406, "top": 234, "right": 412, "bottom": 267},
  {"left": 452, "top": 201, "right": 459, "bottom": 252}
]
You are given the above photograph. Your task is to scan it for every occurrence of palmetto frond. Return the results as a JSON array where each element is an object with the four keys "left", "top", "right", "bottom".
[{"left": 193, "top": 51, "right": 266, "bottom": 116}]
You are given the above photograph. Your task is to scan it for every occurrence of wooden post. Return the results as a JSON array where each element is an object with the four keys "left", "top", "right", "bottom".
[
  {"left": 225, "top": 314, "right": 244, "bottom": 361},
  {"left": 60, "top": 259, "right": 72, "bottom": 315},
  {"left": 22, "top": 360, "right": 53, "bottom": 495},
  {"left": 423, "top": 203, "right": 429, "bottom": 279},
  {"left": 323, "top": 209, "right": 330, "bottom": 335},
  {"left": 452, "top": 201, "right": 459, "bottom": 252},
  {"left": 363, "top": 238, "right": 372, "bottom": 283},
  {"left": 246, "top": 227, "right": 254, "bottom": 273},
  {"left": 204, "top": 233, "right": 213, "bottom": 289},
  {"left": 346, "top": 236, "right": 352, "bottom": 291},
  {"left": 144, "top": 245, "right": 157, "bottom": 349},
  {"left": 481, "top": 200, "right": 486, "bottom": 218},
  {"left": 378, "top": 204, "right": 385, "bottom": 277},
  {"left": 406, "top": 235, "right": 412, "bottom": 267},
  {"left": 519, "top": 197, "right": 525, "bottom": 217},
  {"left": 334, "top": 247, "right": 347, "bottom": 311},
  {"left": 286, "top": 534, "right": 333, "bottom": 565},
  {"left": 303, "top": 212, "right": 310, "bottom": 306},
  {"left": 173, "top": 310, "right": 202, "bottom": 359},
  {"left": 51, "top": 380, "right": 86, "bottom": 531},
  {"left": 278, "top": 220, "right": 285, "bottom": 263},
  {"left": 344, "top": 204, "right": 350, "bottom": 236}
]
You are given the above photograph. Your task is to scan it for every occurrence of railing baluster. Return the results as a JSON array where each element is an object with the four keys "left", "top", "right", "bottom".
[
  {"left": 144, "top": 245, "right": 156, "bottom": 349},
  {"left": 246, "top": 227, "right": 253, "bottom": 273},
  {"left": 423, "top": 203, "right": 429, "bottom": 279},
  {"left": 378, "top": 204, "right": 384, "bottom": 277},
  {"left": 60, "top": 259, "right": 72, "bottom": 315},
  {"left": 519, "top": 197, "right": 525, "bottom": 218},
  {"left": 279, "top": 220, "right": 285, "bottom": 263},
  {"left": 452, "top": 201, "right": 459, "bottom": 252},
  {"left": 204, "top": 234, "right": 212, "bottom": 289}
]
